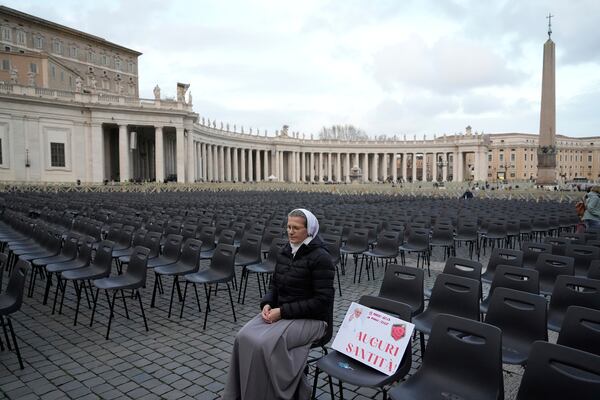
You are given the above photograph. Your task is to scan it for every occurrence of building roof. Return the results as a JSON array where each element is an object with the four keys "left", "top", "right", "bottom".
[{"left": 0, "top": 5, "right": 142, "bottom": 56}]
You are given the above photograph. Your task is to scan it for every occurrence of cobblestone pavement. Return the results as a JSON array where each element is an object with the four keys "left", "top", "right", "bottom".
[{"left": 0, "top": 244, "right": 547, "bottom": 399}]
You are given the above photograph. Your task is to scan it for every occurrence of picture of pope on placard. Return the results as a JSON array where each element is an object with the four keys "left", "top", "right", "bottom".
[{"left": 346, "top": 304, "right": 365, "bottom": 333}]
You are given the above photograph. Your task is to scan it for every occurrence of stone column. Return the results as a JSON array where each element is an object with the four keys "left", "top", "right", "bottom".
[
  {"left": 254, "top": 149, "right": 261, "bottom": 181},
  {"left": 240, "top": 148, "right": 246, "bottom": 182},
  {"left": 202, "top": 143, "right": 207, "bottom": 181},
  {"left": 118, "top": 125, "right": 130, "bottom": 182},
  {"left": 176, "top": 127, "right": 185, "bottom": 182},
  {"left": 224, "top": 147, "right": 231, "bottom": 181},
  {"left": 90, "top": 123, "right": 105, "bottom": 182},
  {"left": 263, "top": 150, "right": 269, "bottom": 181},
  {"left": 154, "top": 126, "right": 164, "bottom": 182},
  {"left": 442, "top": 153, "right": 448, "bottom": 182},
  {"left": 300, "top": 152, "right": 306, "bottom": 182},
  {"left": 248, "top": 148, "right": 253, "bottom": 182},
  {"left": 363, "top": 153, "right": 369, "bottom": 182},
  {"left": 344, "top": 153, "right": 350, "bottom": 182},
  {"left": 317, "top": 153, "right": 322, "bottom": 182},
  {"left": 187, "top": 134, "right": 195, "bottom": 183},
  {"left": 401, "top": 153, "right": 407, "bottom": 182},
  {"left": 217, "top": 145, "right": 224, "bottom": 182},
  {"left": 275, "top": 150, "right": 280, "bottom": 181},
  {"left": 309, "top": 153, "right": 314, "bottom": 182},
  {"left": 232, "top": 148, "right": 239, "bottom": 181},
  {"left": 336, "top": 153, "right": 341, "bottom": 182},
  {"left": 412, "top": 153, "right": 417, "bottom": 182},
  {"left": 373, "top": 153, "right": 379, "bottom": 182},
  {"left": 457, "top": 151, "right": 464, "bottom": 182},
  {"left": 392, "top": 153, "right": 398, "bottom": 182},
  {"left": 279, "top": 151, "right": 284, "bottom": 182}
]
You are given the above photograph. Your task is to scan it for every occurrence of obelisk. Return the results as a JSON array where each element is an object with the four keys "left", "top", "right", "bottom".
[{"left": 536, "top": 13, "right": 557, "bottom": 185}]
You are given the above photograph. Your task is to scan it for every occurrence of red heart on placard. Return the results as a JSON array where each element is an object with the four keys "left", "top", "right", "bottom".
[{"left": 391, "top": 324, "right": 405, "bottom": 341}]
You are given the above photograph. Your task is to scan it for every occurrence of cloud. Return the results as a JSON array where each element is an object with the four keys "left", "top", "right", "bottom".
[{"left": 372, "top": 35, "right": 524, "bottom": 94}]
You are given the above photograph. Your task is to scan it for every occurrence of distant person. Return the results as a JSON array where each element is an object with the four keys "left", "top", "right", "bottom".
[
  {"left": 462, "top": 189, "right": 474, "bottom": 199},
  {"left": 582, "top": 186, "right": 600, "bottom": 231}
]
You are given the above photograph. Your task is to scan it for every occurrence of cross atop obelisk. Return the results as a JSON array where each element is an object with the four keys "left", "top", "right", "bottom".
[{"left": 537, "top": 13, "right": 557, "bottom": 185}]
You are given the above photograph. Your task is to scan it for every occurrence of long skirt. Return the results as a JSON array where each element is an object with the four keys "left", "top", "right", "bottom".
[{"left": 221, "top": 314, "right": 327, "bottom": 400}]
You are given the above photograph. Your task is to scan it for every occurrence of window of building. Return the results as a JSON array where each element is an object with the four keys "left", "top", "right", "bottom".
[
  {"left": 115, "top": 58, "right": 121, "bottom": 71},
  {"left": 50, "top": 142, "right": 65, "bottom": 167},
  {"left": 488, "top": 154, "right": 492, "bottom": 162},
  {"left": 60, "top": 70, "right": 64, "bottom": 81},
  {"left": 52, "top": 39, "right": 62, "bottom": 54},
  {"left": 1, "top": 59, "right": 9, "bottom": 70},
  {"left": 101, "top": 54, "right": 107, "bottom": 65},
  {"left": 69, "top": 46, "right": 78, "bottom": 58},
  {"left": 87, "top": 51, "right": 96, "bottom": 63},
  {"left": 510, "top": 153, "right": 516, "bottom": 162},
  {"left": 34, "top": 36, "right": 43, "bottom": 49},
  {"left": 499, "top": 154, "right": 504, "bottom": 162},
  {"left": 16, "top": 30, "right": 25, "bottom": 45},
  {"left": 50, "top": 64, "right": 55, "bottom": 79},
  {"left": 589, "top": 155, "right": 594, "bottom": 163},
  {"left": 30, "top": 63, "right": 37, "bottom": 73},
  {"left": 1, "top": 27, "right": 11, "bottom": 41},
  {"left": 128, "top": 62, "right": 134, "bottom": 73},
  {"left": 524, "top": 154, "right": 528, "bottom": 161}
]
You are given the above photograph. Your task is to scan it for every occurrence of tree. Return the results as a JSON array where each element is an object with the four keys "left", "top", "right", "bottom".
[{"left": 318, "top": 124, "right": 368, "bottom": 141}]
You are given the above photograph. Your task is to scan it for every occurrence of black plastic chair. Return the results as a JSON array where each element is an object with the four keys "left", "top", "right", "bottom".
[
  {"left": 481, "top": 248, "right": 523, "bottom": 284},
  {"left": 378, "top": 264, "right": 424, "bottom": 317},
  {"left": 543, "top": 236, "right": 571, "bottom": 256},
  {"left": 389, "top": 315, "right": 503, "bottom": 400},
  {"left": 565, "top": 244, "right": 600, "bottom": 277},
  {"left": 548, "top": 275, "right": 600, "bottom": 332},
  {"left": 361, "top": 231, "right": 400, "bottom": 283},
  {"left": 533, "top": 253, "right": 574, "bottom": 295},
  {"left": 153, "top": 238, "right": 202, "bottom": 317},
  {"left": 484, "top": 287, "right": 547, "bottom": 365},
  {"left": 241, "top": 238, "right": 288, "bottom": 304},
  {"left": 314, "top": 296, "right": 413, "bottom": 400},
  {"left": 430, "top": 224, "right": 456, "bottom": 260},
  {"left": 412, "top": 273, "right": 480, "bottom": 356},
  {"left": 180, "top": 243, "right": 237, "bottom": 329},
  {"left": 454, "top": 219, "right": 480, "bottom": 260},
  {"left": 521, "top": 241, "right": 552, "bottom": 269},
  {"left": 557, "top": 305, "right": 600, "bottom": 357},
  {"left": 59, "top": 240, "right": 115, "bottom": 326},
  {"left": 480, "top": 265, "right": 539, "bottom": 313},
  {"left": 90, "top": 246, "right": 150, "bottom": 339},
  {"left": 399, "top": 227, "right": 431, "bottom": 276},
  {"left": 0, "top": 260, "right": 29, "bottom": 369},
  {"left": 424, "top": 257, "right": 482, "bottom": 299},
  {"left": 320, "top": 233, "right": 343, "bottom": 296},
  {"left": 588, "top": 260, "right": 600, "bottom": 280},
  {"left": 340, "top": 228, "right": 369, "bottom": 284},
  {"left": 235, "top": 233, "right": 263, "bottom": 298},
  {"left": 516, "top": 341, "right": 600, "bottom": 400}
]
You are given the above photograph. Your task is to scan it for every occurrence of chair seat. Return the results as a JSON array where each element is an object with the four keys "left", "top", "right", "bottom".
[
  {"left": 0, "top": 293, "right": 18, "bottom": 315},
  {"left": 154, "top": 262, "right": 196, "bottom": 276},
  {"left": 547, "top": 310, "right": 564, "bottom": 331},
  {"left": 389, "top": 373, "right": 497, "bottom": 400},
  {"left": 200, "top": 249, "right": 215, "bottom": 260},
  {"left": 317, "top": 350, "right": 399, "bottom": 388},
  {"left": 234, "top": 256, "right": 261, "bottom": 267},
  {"left": 246, "top": 262, "right": 275, "bottom": 274},
  {"left": 340, "top": 246, "right": 367, "bottom": 254},
  {"left": 501, "top": 337, "right": 530, "bottom": 365},
  {"left": 93, "top": 275, "right": 141, "bottom": 291},
  {"left": 412, "top": 310, "right": 437, "bottom": 335},
  {"left": 32, "top": 254, "right": 74, "bottom": 266},
  {"left": 113, "top": 248, "right": 134, "bottom": 259},
  {"left": 46, "top": 260, "right": 87, "bottom": 273},
  {"left": 184, "top": 269, "right": 231, "bottom": 284},
  {"left": 400, "top": 244, "right": 427, "bottom": 252},
  {"left": 146, "top": 256, "right": 177, "bottom": 269},
  {"left": 454, "top": 235, "right": 477, "bottom": 241},
  {"left": 62, "top": 265, "right": 109, "bottom": 281},
  {"left": 363, "top": 249, "right": 397, "bottom": 258},
  {"left": 19, "top": 250, "right": 56, "bottom": 260}
]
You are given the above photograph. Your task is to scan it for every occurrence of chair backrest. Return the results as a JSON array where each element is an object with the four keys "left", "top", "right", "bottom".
[
  {"left": 406, "top": 227, "right": 430, "bottom": 246},
  {"left": 550, "top": 275, "right": 600, "bottom": 316},
  {"left": 237, "top": 233, "right": 262, "bottom": 261},
  {"left": 142, "top": 231, "right": 162, "bottom": 257},
  {"left": 543, "top": 236, "right": 571, "bottom": 256},
  {"left": 179, "top": 238, "right": 202, "bottom": 271},
  {"left": 165, "top": 220, "right": 182, "bottom": 235},
  {"left": 358, "top": 295, "right": 413, "bottom": 378},
  {"left": 516, "top": 341, "right": 600, "bottom": 400},
  {"left": 374, "top": 231, "right": 401, "bottom": 252},
  {"left": 486, "top": 248, "right": 523, "bottom": 273},
  {"left": 62, "top": 233, "right": 81, "bottom": 259},
  {"left": 557, "top": 305, "right": 600, "bottom": 357},
  {"left": 77, "top": 238, "right": 94, "bottom": 264},
  {"left": 565, "top": 244, "right": 600, "bottom": 276},
  {"left": 485, "top": 287, "right": 548, "bottom": 345},
  {"left": 217, "top": 229, "right": 236, "bottom": 245},
  {"left": 420, "top": 315, "right": 503, "bottom": 400},
  {"left": 126, "top": 246, "right": 150, "bottom": 283},
  {"left": 345, "top": 228, "right": 369, "bottom": 251},
  {"left": 210, "top": 243, "right": 237, "bottom": 278},
  {"left": 131, "top": 229, "right": 147, "bottom": 248},
  {"left": 522, "top": 242, "right": 552, "bottom": 267},
  {"left": 181, "top": 224, "right": 198, "bottom": 240},
  {"left": 379, "top": 264, "right": 424, "bottom": 316},
  {"left": 162, "top": 234, "right": 183, "bottom": 260},
  {"left": 588, "top": 260, "right": 600, "bottom": 280},
  {"left": 428, "top": 274, "right": 481, "bottom": 321},
  {"left": 198, "top": 226, "right": 216, "bottom": 251},
  {"left": 489, "top": 265, "right": 539, "bottom": 295},
  {"left": 93, "top": 240, "right": 115, "bottom": 274},
  {"left": 265, "top": 238, "right": 288, "bottom": 267},
  {"left": 5, "top": 259, "right": 30, "bottom": 311},
  {"left": 534, "top": 253, "right": 574, "bottom": 284},
  {"left": 320, "top": 233, "right": 341, "bottom": 262},
  {"left": 443, "top": 257, "right": 482, "bottom": 281}
]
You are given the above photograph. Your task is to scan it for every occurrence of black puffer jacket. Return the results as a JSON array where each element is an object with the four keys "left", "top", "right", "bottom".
[{"left": 261, "top": 235, "right": 335, "bottom": 327}]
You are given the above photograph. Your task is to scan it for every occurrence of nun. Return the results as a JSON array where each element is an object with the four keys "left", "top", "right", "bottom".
[{"left": 222, "top": 208, "right": 335, "bottom": 400}]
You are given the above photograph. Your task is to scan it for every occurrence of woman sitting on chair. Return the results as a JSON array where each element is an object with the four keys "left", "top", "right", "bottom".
[{"left": 222, "top": 208, "right": 335, "bottom": 400}]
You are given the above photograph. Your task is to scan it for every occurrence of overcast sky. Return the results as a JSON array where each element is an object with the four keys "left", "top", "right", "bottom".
[{"left": 9, "top": 0, "right": 600, "bottom": 138}]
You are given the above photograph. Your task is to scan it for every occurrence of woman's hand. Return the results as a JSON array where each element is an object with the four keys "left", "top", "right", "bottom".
[
  {"left": 267, "top": 308, "right": 282, "bottom": 323},
  {"left": 261, "top": 304, "right": 272, "bottom": 322}
]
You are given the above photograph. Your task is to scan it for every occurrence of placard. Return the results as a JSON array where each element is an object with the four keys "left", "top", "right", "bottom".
[{"left": 331, "top": 302, "right": 414, "bottom": 376}]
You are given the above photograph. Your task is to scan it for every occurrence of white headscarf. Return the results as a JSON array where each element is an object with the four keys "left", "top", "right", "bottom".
[{"left": 289, "top": 208, "right": 319, "bottom": 256}]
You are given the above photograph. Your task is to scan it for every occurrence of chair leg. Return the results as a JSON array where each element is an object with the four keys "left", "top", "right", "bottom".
[
  {"left": 226, "top": 282, "right": 237, "bottom": 323},
  {"left": 43, "top": 271, "right": 53, "bottom": 305},
  {"left": 74, "top": 281, "right": 83, "bottom": 326},
  {"left": 192, "top": 283, "right": 202, "bottom": 314},
  {"left": 168, "top": 275, "right": 178, "bottom": 318},
  {"left": 6, "top": 316, "right": 24, "bottom": 370},
  {"left": 328, "top": 375, "right": 335, "bottom": 400},
  {"left": 137, "top": 290, "right": 148, "bottom": 332},
  {"left": 338, "top": 379, "right": 344, "bottom": 400},
  {"left": 336, "top": 265, "right": 342, "bottom": 297},
  {"left": 179, "top": 281, "right": 189, "bottom": 319},
  {"left": 151, "top": 273, "right": 159, "bottom": 308},
  {"left": 105, "top": 290, "right": 118, "bottom": 340},
  {"left": 90, "top": 287, "right": 100, "bottom": 327},
  {"left": 203, "top": 284, "right": 212, "bottom": 329},
  {"left": 419, "top": 331, "right": 426, "bottom": 356},
  {"left": 121, "top": 290, "right": 129, "bottom": 319}
]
